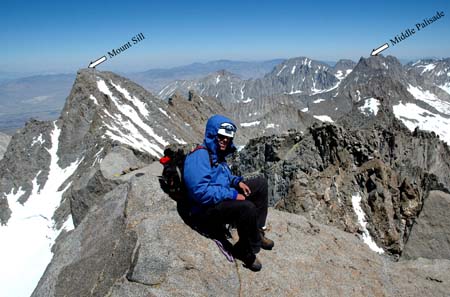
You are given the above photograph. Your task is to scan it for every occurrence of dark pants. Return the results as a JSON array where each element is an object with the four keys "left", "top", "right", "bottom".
[{"left": 194, "top": 176, "right": 269, "bottom": 256}]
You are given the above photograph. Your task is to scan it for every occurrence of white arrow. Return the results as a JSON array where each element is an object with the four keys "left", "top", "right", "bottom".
[
  {"left": 88, "top": 56, "right": 107, "bottom": 68},
  {"left": 371, "top": 43, "right": 389, "bottom": 56}
]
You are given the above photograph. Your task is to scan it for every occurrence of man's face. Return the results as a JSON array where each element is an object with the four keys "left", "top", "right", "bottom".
[{"left": 217, "top": 134, "right": 231, "bottom": 151}]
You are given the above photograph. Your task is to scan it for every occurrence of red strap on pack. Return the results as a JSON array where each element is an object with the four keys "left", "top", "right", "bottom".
[{"left": 159, "top": 156, "right": 171, "bottom": 165}]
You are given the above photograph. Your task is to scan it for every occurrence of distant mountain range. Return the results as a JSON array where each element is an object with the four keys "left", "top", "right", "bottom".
[
  {"left": 0, "top": 59, "right": 283, "bottom": 134},
  {"left": 125, "top": 59, "right": 285, "bottom": 91},
  {"left": 1, "top": 56, "right": 449, "bottom": 138}
]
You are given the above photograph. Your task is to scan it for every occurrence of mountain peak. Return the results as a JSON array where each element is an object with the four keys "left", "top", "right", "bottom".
[{"left": 355, "top": 55, "right": 403, "bottom": 72}]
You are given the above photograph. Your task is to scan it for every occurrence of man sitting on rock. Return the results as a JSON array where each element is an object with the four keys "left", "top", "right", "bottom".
[{"left": 184, "top": 114, "right": 274, "bottom": 271}]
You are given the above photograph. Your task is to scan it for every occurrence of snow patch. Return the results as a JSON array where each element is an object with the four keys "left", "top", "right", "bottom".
[
  {"left": 0, "top": 122, "right": 82, "bottom": 297},
  {"left": 158, "top": 84, "right": 171, "bottom": 96},
  {"left": 110, "top": 81, "right": 149, "bottom": 118},
  {"left": 419, "top": 63, "right": 436, "bottom": 74},
  {"left": 313, "top": 115, "right": 334, "bottom": 123},
  {"left": 172, "top": 135, "right": 187, "bottom": 144},
  {"left": 92, "top": 147, "right": 104, "bottom": 166},
  {"left": 336, "top": 69, "right": 353, "bottom": 80},
  {"left": 98, "top": 79, "right": 168, "bottom": 154},
  {"left": 311, "top": 81, "right": 340, "bottom": 95},
  {"left": 276, "top": 65, "right": 287, "bottom": 76},
  {"left": 242, "top": 98, "right": 253, "bottom": 103},
  {"left": 356, "top": 90, "right": 361, "bottom": 102},
  {"left": 102, "top": 109, "right": 163, "bottom": 157},
  {"left": 313, "top": 98, "right": 325, "bottom": 104},
  {"left": 158, "top": 107, "right": 170, "bottom": 118},
  {"left": 301, "top": 107, "right": 309, "bottom": 112},
  {"left": 291, "top": 65, "right": 296, "bottom": 74},
  {"left": 265, "top": 123, "right": 275, "bottom": 129},
  {"left": 438, "top": 82, "right": 450, "bottom": 96},
  {"left": 359, "top": 98, "right": 380, "bottom": 116},
  {"left": 393, "top": 102, "right": 450, "bottom": 144},
  {"left": 411, "top": 60, "right": 421, "bottom": 66},
  {"left": 241, "top": 121, "right": 261, "bottom": 127},
  {"left": 408, "top": 84, "right": 450, "bottom": 114},
  {"left": 351, "top": 193, "right": 385, "bottom": 254},
  {"left": 90, "top": 95, "right": 99, "bottom": 105},
  {"left": 31, "top": 134, "right": 45, "bottom": 146}
]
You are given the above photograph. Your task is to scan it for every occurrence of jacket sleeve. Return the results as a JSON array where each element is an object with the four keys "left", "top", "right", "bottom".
[
  {"left": 230, "top": 175, "right": 244, "bottom": 188},
  {"left": 184, "top": 149, "right": 238, "bottom": 205}
]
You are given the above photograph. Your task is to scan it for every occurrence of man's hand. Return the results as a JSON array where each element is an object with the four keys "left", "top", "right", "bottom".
[
  {"left": 236, "top": 193, "right": 246, "bottom": 201},
  {"left": 238, "top": 182, "right": 251, "bottom": 197}
]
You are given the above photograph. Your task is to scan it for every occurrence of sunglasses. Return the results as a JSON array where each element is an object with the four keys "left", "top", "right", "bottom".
[{"left": 217, "top": 134, "right": 231, "bottom": 140}]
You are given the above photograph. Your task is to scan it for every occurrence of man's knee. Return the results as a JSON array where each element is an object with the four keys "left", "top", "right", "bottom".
[
  {"left": 239, "top": 200, "right": 258, "bottom": 218},
  {"left": 246, "top": 175, "right": 268, "bottom": 192},
  {"left": 257, "top": 176, "right": 268, "bottom": 191}
]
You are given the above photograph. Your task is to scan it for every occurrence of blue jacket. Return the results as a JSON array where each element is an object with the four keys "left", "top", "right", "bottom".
[{"left": 184, "top": 115, "right": 243, "bottom": 206}]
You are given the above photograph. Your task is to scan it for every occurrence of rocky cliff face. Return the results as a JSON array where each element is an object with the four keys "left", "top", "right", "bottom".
[
  {"left": 402, "top": 190, "right": 450, "bottom": 260},
  {"left": 233, "top": 104, "right": 450, "bottom": 257},
  {"left": 0, "top": 131, "right": 10, "bottom": 160},
  {"left": 32, "top": 158, "right": 450, "bottom": 297}
]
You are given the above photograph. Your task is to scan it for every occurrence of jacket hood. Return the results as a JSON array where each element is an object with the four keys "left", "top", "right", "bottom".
[{"left": 203, "top": 114, "right": 237, "bottom": 163}]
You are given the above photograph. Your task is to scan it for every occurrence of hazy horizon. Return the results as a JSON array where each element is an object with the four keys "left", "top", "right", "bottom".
[
  {"left": 2, "top": 0, "right": 449, "bottom": 75},
  {"left": 1, "top": 55, "right": 446, "bottom": 80}
]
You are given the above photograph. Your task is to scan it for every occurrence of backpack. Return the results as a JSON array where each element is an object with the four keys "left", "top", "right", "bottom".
[{"left": 158, "top": 145, "right": 211, "bottom": 202}]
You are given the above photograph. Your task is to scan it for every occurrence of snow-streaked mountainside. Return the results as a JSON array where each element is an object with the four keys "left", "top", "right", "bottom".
[
  {"left": 1, "top": 123, "right": 79, "bottom": 297},
  {"left": 0, "top": 69, "right": 227, "bottom": 297},
  {"left": 0, "top": 69, "right": 226, "bottom": 222},
  {"left": 160, "top": 55, "right": 450, "bottom": 145},
  {"left": 158, "top": 57, "right": 355, "bottom": 108},
  {"left": 407, "top": 58, "right": 450, "bottom": 95},
  {"left": 284, "top": 55, "right": 450, "bottom": 145},
  {"left": 127, "top": 59, "right": 285, "bottom": 92}
]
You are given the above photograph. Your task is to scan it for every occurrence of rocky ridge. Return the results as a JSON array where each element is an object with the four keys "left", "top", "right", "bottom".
[
  {"left": 0, "top": 131, "right": 10, "bottom": 160},
  {"left": 31, "top": 157, "right": 450, "bottom": 297},
  {"left": 232, "top": 102, "right": 450, "bottom": 257},
  {"left": 0, "top": 69, "right": 226, "bottom": 226}
]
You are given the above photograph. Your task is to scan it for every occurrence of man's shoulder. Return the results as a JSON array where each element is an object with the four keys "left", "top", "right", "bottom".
[{"left": 186, "top": 147, "right": 209, "bottom": 162}]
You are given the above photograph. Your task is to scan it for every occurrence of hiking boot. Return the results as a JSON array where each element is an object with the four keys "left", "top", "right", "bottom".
[
  {"left": 232, "top": 242, "right": 262, "bottom": 271},
  {"left": 245, "top": 256, "right": 262, "bottom": 272},
  {"left": 259, "top": 229, "right": 274, "bottom": 250}
]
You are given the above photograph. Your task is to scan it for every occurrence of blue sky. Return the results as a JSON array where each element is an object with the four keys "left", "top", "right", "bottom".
[{"left": 1, "top": 0, "right": 449, "bottom": 74}]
